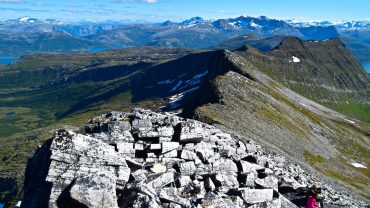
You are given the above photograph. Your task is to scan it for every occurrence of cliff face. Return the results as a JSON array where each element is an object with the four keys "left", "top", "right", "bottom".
[{"left": 22, "top": 109, "right": 366, "bottom": 208}]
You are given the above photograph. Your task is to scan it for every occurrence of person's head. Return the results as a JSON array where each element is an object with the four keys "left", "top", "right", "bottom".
[
  {"left": 311, "top": 184, "right": 322, "bottom": 193},
  {"left": 310, "top": 184, "right": 317, "bottom": 191},
  {"left": 316, "top": 186, "right": 322, "bottom": 194}
]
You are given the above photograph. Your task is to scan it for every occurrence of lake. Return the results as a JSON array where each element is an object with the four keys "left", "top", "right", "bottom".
[
  {"left": 90, "top": 47, "right": 108, "bottom": 53},
  {"left": 6, "top": 112, "right": 15, "bottom": 116},
  {"left": 0, "top": 55, "right": 19, "bottom": 65},
  {"left": 363, "top": 62, "right": 370, "bottom": 73}
]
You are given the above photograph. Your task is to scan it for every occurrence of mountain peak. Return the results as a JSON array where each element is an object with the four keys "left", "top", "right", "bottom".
[
  {"left": 18, "top": 16, "right": 32, "bottom": 22},
  {"left": 18, "top": 16, "right": 38, "bottom": 23},
  {"left": 190, "top": 16, "right": 203, "bottom": 21},
  {"left": 180, "top": 16, "right": 205, "bottom": 27},
  {"left": 271, "top": 36, "right": 305, "bottom": 51},
  {"left": 161, "top": 20, "right": 176, "bottom": 26},
  {"left": 259, "top": 15, "right": 268, "bottom": 20}
]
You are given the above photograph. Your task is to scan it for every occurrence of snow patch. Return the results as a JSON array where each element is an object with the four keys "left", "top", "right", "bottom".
[
  {"left": 351, "top": 162, "right": 367, "bottom": 169},
  {"left": 292, "top": 56, "right": 300, "bottom": 63},
  {"left": 170, "top": 80, "right": 183, "bottom": 92},
  {"left": 228, "top": 21, "right": 242, "bottom": 29},
  {"left": 344, "top": 119, "right": 355, "bottom": 124},
  {"left": 180, "top": 70, "right": 208, "bottom": 90},
  {"left": 181, "top": 23, "right": 197, "bottom": 28},
  {"left": 170, "top": 71, "right": 208, "bottom": 92},
  {"left": 168, "top": 86, "right": 200, "bottom": 109},
  {"left": 158, "top": 80, "right": 174, "bottom": 85},
  {"left": 19, "top": 17, "right": 31, "bottom": 22},
  {"left": 250, "top": 22, "right": 262, "bottom": 29}
]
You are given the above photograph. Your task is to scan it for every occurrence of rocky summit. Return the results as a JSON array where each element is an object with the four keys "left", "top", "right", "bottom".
[{"left": 22, "top": 109, "right": 366, "bottom": 208}]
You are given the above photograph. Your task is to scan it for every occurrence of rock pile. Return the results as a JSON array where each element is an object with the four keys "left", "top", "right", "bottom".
[{"left": 23, "top": 109, "right": 367, "bottom": 208}]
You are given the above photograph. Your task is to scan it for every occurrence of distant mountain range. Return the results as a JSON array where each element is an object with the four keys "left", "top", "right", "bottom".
[
  {"left": 286, "top": 19, "right": 370, "bottom": 29},
  {"left": 0, "top": 16, "right": 369, "bottom": 71},
  {"left": 5, "top": 16, "right": 370, "bottom": 30}
]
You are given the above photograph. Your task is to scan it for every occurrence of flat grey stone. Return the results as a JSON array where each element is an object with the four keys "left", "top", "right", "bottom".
[{"left": 241, "top": 189, "right": 274, "bottom": 204}]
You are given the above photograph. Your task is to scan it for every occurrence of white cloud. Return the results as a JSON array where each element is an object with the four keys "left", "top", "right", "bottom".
[
  {"left": 0, "top": 0, "right": 24, "bottom": 3},
  {"left": 144, "top": 0, "right": 158, "bottom": 3},
  {"left": 113, "top": 0, "right": 158, "bottom": 3}
]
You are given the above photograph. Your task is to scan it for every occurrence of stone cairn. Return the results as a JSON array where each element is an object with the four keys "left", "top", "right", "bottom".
[{"left": 42, "top": 109, "right": 366, "bottom": 208}]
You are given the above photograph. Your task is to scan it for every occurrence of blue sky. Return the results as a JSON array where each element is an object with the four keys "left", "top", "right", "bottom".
[{"left": 0, "top": 0, "right": 369, "bottom": 22}]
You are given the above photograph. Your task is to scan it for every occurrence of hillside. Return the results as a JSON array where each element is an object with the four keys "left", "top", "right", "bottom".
[
  {"left": 339, "top": 29, "right": 370, "bottom": 63},
  {"left": 210, "top": 35, "right": 284, "bottom": 51},
  {"left": 0, "top": 39, "right": 369, "bottom": 206},
  {"left": 237, "top": 37, "right": 370, "bottom": 122},
  {"left": 0, "top": 47, "right": 197, "bottom": 138},
  {"left": 180, "top": 50, "right": 370, "bottom": 199}
]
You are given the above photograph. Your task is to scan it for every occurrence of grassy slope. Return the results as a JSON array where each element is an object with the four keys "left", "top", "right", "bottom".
[
  {"left": 235, "top": 37, "right": 370, "bottom": 123},
  {"left": 0, "top": 32, "right": 91, "bottom": 56},
  {"left": 190, "top": 51, "right": 369, "bottom": 200},
  {"left": 0, "top": 47, "right": 196, "bottom": 138}
]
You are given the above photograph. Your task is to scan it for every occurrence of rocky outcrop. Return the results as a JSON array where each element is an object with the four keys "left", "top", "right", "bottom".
[{"left": 22, "top": 109, "right": 367, "bottom": 208}]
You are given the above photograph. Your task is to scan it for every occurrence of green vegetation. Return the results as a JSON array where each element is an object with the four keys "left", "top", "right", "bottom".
[
  {"left": 191, "top": 55, "right": 370, "bottom": 202},
  {"left": 303, "top": 151, "right": 326, "bottom": 165},
  {"left": 0, "top": 47, "right": 197, "bottom": 205},
  {"left": 258, "top": 103, "right": 310, "bottom": 139},
  {"left": 236, "top": 38, "right": 370, "bottom": 124},
  {"left": 321, "top": 103, "right": 370, "bottom": 123},
  {"left": 0, "top": 107, "right": 54, "bottom": 138}
]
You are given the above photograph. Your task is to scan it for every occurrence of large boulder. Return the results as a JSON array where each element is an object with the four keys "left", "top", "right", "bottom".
[{"left": 241, "top": 189, "right": 274, "bottom": 204}]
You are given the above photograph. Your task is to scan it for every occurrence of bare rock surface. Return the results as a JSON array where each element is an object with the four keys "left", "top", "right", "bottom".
[{"left": 22, "top": 109, "right": 368, "bottom": 208}]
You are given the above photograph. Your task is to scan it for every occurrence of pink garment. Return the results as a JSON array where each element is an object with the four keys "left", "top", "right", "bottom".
[{"left": 306, "top": 196, "right": 319, "bottom": 208}]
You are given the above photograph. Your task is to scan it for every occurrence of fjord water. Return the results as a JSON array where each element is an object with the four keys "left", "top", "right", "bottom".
[
  {"left": 363, "top": 62, "right": 370, "bottom": 73},
  {"left": 0, "top": 54, "right": 18, "bottom": 65}
]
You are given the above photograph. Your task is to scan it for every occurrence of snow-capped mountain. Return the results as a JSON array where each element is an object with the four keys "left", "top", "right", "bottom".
[
  {"left": 286, "top": 19, "right": 370, "bottom": 30},
  {"left": 0, "top": 15, "right": 368, "bottom": 65},
  {"left": 18, "top": 16, "right": 38, "bottom": 23},
  {"left": 3, "top": 16, "right": 64, "bottom": 25},
  {"left": 179, "top": 16, "right": 207, "bottom": 27},
  {"left": 217, "top": 16, "right": 295, "bottom": 32},
  {"left": 159, "top": 16, "right": 301, "bottom": 37}
]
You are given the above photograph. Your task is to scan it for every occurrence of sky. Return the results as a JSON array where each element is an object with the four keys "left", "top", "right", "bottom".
[{"left": 0, "top": 0, "right": 369, "bottom": 22}]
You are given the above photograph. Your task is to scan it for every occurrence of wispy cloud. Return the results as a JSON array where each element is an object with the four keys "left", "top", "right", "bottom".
[
  {"left": 113, "top": 0, "right": 158, "bottom": 3},
  {"left": 0, "top": 0, "right": 25, "bottom": 3},
  {"left": 0, "top": 6, "right": 47, "bottom": 12}
]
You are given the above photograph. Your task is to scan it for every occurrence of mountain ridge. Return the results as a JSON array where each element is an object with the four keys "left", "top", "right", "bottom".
[{"left": 0, "top": 37, "right": 369, "bottom": 206}]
